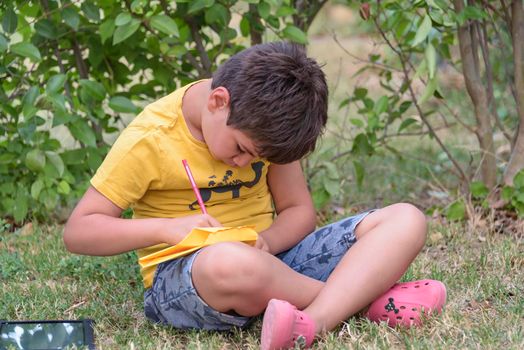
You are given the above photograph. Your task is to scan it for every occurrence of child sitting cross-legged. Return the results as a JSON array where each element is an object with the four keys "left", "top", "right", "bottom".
[{"left": 63, "top": 41, "right": 446, "bottom": 350}]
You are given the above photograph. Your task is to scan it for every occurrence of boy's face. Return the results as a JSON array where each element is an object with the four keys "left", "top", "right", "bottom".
[
  {"left": 206, "top": 123, "right": 258, "bottom": 168},
  {"left": 202, "top": 87, "right": 259, "bottom": 168}
]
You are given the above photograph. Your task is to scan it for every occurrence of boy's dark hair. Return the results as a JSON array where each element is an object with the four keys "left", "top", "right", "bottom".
[{"left": 211, "top": 42, "right": 328, "bottom": 164}]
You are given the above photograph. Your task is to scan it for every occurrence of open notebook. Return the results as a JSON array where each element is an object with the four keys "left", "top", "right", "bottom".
[{"left": 138, "top": 226, "right": 258, "bottom": 268}]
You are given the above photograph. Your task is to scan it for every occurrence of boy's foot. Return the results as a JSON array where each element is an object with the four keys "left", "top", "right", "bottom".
[
  {"left": 365, "top": 279, "right": 447, "bottom": 327},
  {"left": 260, "top": 299, "right": 315, "bottom": 350}
]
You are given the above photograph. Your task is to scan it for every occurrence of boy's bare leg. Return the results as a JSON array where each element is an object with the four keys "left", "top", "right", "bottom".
[
  {"left": 303, "top": 203, "right": 427, "bottom": 332},
  {"left": 193, "top": 202, "right": 425, "bottom": 330},
  {"left": 192, "top": 242, "right": 324, "bottom": 316}
]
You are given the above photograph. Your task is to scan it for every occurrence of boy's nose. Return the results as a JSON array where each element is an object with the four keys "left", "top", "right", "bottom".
[{"left": 233, "top": 154, "right": 254, "bottom": 167}]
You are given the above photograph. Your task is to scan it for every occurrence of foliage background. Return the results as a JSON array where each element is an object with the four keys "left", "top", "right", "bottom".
[
  {"left": 1, "top": 1, "right": 524, "bottom": 221},
  {"left": 0, "top": 0, "right": 320, "bottom": 223}
]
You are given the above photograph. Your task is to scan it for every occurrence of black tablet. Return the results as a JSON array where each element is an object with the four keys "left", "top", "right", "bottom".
[{"left": 0, "top": 319, "right": 95, "bottom": 350}]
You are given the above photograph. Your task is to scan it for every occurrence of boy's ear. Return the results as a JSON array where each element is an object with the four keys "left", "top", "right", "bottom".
[{"left": 208, "top": 86, "right": 230, "bottom": 112}]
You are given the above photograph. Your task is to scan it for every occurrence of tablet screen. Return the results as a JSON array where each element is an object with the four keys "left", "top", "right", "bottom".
[{"left": 0, "top": 321, "right": 91, "bottom": 350}]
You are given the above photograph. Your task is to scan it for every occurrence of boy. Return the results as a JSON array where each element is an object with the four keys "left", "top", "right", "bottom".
[{"left": 64, "top": 42, "right": 446, "bottom": 349}]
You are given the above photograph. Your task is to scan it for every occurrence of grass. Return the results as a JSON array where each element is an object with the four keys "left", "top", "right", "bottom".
[{"left": 1, "top": 218, "right": 522, "bottom": 349}]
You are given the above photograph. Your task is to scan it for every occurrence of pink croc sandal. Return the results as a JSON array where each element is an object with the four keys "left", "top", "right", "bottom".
[
  {"left": 260, "top": 299, "right": 315, "bottom": 350},
  {"left": 366, "top": 279, "right": 447, "bottom": 327}
]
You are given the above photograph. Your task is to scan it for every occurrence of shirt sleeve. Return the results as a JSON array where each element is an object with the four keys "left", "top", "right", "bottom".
[{"left": 90, "top": 126, "right": 164, "bottom": 209}]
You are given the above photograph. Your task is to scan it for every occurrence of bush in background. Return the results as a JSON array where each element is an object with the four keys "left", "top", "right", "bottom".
[{"left": 0, "top": 0, "right": 324, "bottom": 223}]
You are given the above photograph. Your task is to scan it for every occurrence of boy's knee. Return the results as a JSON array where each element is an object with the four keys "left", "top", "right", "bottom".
[
  {"left": 194, "top": 242, "right": 269, "bottom": 294},
  {"left": 391, "top": 203, "right": 427, "bottom": 246}
]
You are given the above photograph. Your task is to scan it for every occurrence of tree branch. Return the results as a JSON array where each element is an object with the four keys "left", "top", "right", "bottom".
[
  {"left": 40, "top": 0, "right": 73, "bottom": 105},
  {"left": 453, "top": 0, "right": 497, "bottom": 188},
  {"left": 504, "top": 0, "right": 524, "bottom": 185},
  {"left": 292, "top": 0, "right": 327, "bottom": 32},
  {"left": 248, "top": 4, "right": 262, "bottom": 45},
  {"left": 476, "top": 19, "right": 512, "bottom": 142},
  {"left": 373, "top": 9, "right": 469, "bottom": 186},
  {"left": 72, "top": 34, "right": 88, "bottom": 79},
  {"left": 185, "top": 17, "right": 212, "bottom": 77}
]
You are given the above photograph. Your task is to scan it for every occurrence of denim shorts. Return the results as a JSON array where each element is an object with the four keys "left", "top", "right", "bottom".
[{"left": 144, "top": 211, "right": 372, "bottom": 330}]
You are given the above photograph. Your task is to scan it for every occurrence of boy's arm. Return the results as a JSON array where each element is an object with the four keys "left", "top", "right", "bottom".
[
  {"left": 63, "top": 186, "right": 221, "bottom": 256},
  {"left": 257, "top": 161, "right": 316, "bottom": 255}
]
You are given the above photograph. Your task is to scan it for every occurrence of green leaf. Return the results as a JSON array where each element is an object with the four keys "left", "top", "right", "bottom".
[
  {"left": 79, "top": 79, "right": 106, "bottom": 101},
  {"left": 10, "top": 42, "right": 42, "bottom": 62},
  {"left": 2, "top": 7, "right": 18, "bottom": 34},
  {"left": 0, "top": 34, "right": 7, "bottom": 53},
  {"left": 446, "top": 200, "right": 466, "bottom": 221},
  {"left": 353, "top": 160, "right": 365, "bottom": 187},
  {"left": 513, "top": 169, "right": 524, "bottom": 189},
  {"left": 13, "top": 192, "right": 28, "bottom": 223},
  {"left": 470, "top": 181, "right": 489, "bottom": 199},
  {"left": 398, "top": 101, "right": 412, "bottom": 114},
  {"left": 419, "top": 77, "right": 437, "bottom": 104},
  {"left": 35, "top": 19, "right": 58, "bottom": 39},
  {"left": 374, "top": 96, "right": 388, "bottom": 115},
  {"left": 312, "top": 188, "right": 330, "bottom": 209},
  {"left": 150, "top": 14, "right": 179, "bottom": 36},
  {"left": 323, "top": 177, "right": 339, "bottom": 196},
  {"left": 41, "top": 189, "right": 59, "bottom": 211},
  {"left": 18, "top": 122, "right": 36, "bottom": 141},
  {"left": 62, "top": 7, "right": 80, "bottom": 30},
  {"left": 398, "top": 118, "right": 417, "bottom": 132},
  {"left": 258, "top": 1, "right": 270, "bottom": 19},
  {"left": 267, "top": 16, "right": 280, "bottom": 29},
  {"left": 283, "top": 25, "right": 308, "bottom": 45},
  {"left": 62, "top": 149, "right": 87, "bottom": 165},
  {"left": 109, "top": 96, "right": 139, "bottom": 113},
  {"left": 81, "top": 2, "right": 100, "bottom": 22},
  {"left": 276, "top": 6, "right": 296, "bottom": 17},
  {"left": 115, "top": 13, "right": 132, "bottom": 26},
  {"left": 354, "top": 87, "right": 368, "bottom": 99},
  {"left": 99, "top": 19, "right": 115, "bottom": 44},
  {"left": 87, "top": 149, "right": 103, "bottom": 170},
  {"left": 240, "top": 17, "right": 250, "bottom": 36},
  {"left": 31, "top": 179, "right": 44, "bottom": 199},
  {"left": 515, "top": 202, "right": 524, "bottom": 217},
  {"left": 205, "top": 4, "right": 230, "bottom": 26},
  {"left": 462, "top": 5, "right": 488, "bottom": 21},
  {"left": 501, "top": 186, "right": 514, "bottom": 201},
  {"left": 46, "top": 151, "right": 65, "bottom": 177},
  {"left": 425, "top": 43, "right": 437, "bottom": 79},
  {"left": 320, "top": 161, "right": 339, "bottom": 180},
  {"left": 188, "top": 0, "right": 215, "bottom": 15},
  {"left": 23, "top": 86, "right": 39, "bottom": 108},
  {"left": 395, "top": 17, "right": 411, "bottom": 38},
  {"left": 57, "top": 180, "right": 71, "bottom": 195},
  {"left": 113, "top": 18, "right": 141, "bottom": 45},
  {"left": 351, "top": 133, "right": 374, "bottom": 156},
  {"left": 69, "top": 120, "right": 97, "bottom": 147},
  {"left": 0, "top": 153, "right": 16, "bottom": 164},
  {"left": 48, "top": 93, "right": 66, "bottom": 114},
  {"left": 52, "top": 110, "right": 74, "bottom": 127},
  {"left": 350, "top": 118, "right": 364, "bottom": 127},
  {"left": 131, "top": 0, "right": 148, "bottom": 12},
  {"left": 46, "top": 74, "right": 67, "bottom": 95},
  {"left": 412, "top": 14, "right": 432, "bottom": 47},
  {"left": 25, "top": 149, "right": 46, "bottom": 172}
]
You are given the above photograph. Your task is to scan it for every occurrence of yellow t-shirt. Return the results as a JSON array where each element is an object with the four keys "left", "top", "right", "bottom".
[{"left": 91, "top": 82, "right": 274, "bottom": 288}]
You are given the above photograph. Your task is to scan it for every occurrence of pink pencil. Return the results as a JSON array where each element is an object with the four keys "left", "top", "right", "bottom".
[{"left": 182, "top": 159, "right": 208, "bottom": 215}]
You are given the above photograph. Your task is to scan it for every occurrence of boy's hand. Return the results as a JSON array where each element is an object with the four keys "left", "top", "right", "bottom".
[
  {"left": 161, "top": 214, "right": 222, "bottom": 246},
  {"left": 254, "top": 235, "right": 271, "bottom": 254}
]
